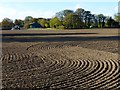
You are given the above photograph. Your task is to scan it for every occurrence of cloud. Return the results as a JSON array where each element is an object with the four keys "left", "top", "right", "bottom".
[
  {"left": 0, "top": 6, "right": 17, "bottom": 21},
  {"left": 74, "top": 4, "right": 81, "bottom": 10},
  {"left": 0, "top": 6, "right": 55, "bottom": 22}
]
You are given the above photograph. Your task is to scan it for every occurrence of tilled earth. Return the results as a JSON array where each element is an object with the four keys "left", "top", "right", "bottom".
[
  {"left": 1, "top": 29, "right": 120, "bottom": 90},
  {"left": 1, "top": 40, "right": 119, "bottom": 90}
]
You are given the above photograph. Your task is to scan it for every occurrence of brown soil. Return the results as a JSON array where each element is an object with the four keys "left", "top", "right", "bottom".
[{"left": 1, "top": 29, "right": 120, "bottom": 89}]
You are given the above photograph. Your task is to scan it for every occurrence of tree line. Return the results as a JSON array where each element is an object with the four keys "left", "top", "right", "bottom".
[{"left": 0, "top": 8, "right": 120, "bottom": 30}]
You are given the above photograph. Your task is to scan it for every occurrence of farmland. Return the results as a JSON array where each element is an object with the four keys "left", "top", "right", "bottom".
[{"left": 1, "top": 29, "right": 120, "bottom": 89}]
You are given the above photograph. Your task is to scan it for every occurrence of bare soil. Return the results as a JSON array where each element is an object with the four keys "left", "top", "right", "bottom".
[{"left": 1, "top": 29, "right": 120, "bottom": 89}]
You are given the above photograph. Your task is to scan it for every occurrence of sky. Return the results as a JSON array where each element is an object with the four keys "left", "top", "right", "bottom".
[{"left": 0, "top": 0, "right": 119, "bottom": 22}]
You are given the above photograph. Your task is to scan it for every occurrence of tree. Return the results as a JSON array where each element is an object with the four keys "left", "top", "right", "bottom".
[
  {"left": 31, "top": 18, "right": 38, "bottom": 23},
  {"left": 55, "top": 9, "right": 74, "bottom": 21},
  {"left": 63, "top": 14, "right": 83, "bottom": 29},
  {"left": 106, "top": 17, "right": 115, "bottom": 27},
  {"left": 1, "top": 18, "right": 14, "bottom": 30},
  {"left": 75, "top": 8, "right": 85, "bottom": 22},
  {"left": 24, "top": 16, "right": 33, "bottom": 23},
  {"left": 14, "top": 19, "right": 24, "bottom": 27},
  {"left": 38, "top": 19, "right": 49, "bottom": 28},
  {"left": 114, "top": 13, "right": 120, "bottom": 27},
  {"left": 83, "top": 11, "right": 92, "bottom": 28},
  {"left": 63, "top": 9, "right": 74, "bottom": 16},
  {"left": 24, "top": 16, "right": 33, "bottom": 29},
  {"left": 75, "top": 8, "right": 97, "bottom": 28},
  {"left": 114, "top": 14, "right": 120, "bottom": 22},
  {"left": 90, "top": 14, "right": 98, "bottom": 28},
  {"left": 49, "top": 17, "right": 62, "bottom": 28},
  {"left": 96, "top": 14, "right": 106, "bottom": 28},
  {"left": 55, "top": 11, "right": 64, "bottom": 21}
]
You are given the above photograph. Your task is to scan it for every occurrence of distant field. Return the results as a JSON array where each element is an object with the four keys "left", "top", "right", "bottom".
[
  {"left": 2, "top": 28, "right": 119, "bottom": 35},
  {"left": 1, "top": 29, "right": 120, "bottom": 89}
]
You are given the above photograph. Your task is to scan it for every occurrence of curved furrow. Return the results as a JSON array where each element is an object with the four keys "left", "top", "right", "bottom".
[
  {"left": 47, "top": 59, "right": 75, "bottom": 77},
  {"left": 36, "top": 58, "right": 83, "bottom": 87},
  {"left": 50, "top": 59, "right": 92, "bottom": 88},
  {"left": 41, "top": 54, "right": 68, "bottom": 73},
  {"left": 45, "top": 54, "right": 73, "bottom": 72},
  {"left": 75, "top": 60, "right": 103, "bottom": 83},
  {"left": 3, "top": 54, "right": 67, "bottom": 80},
  {"left": 58, "top": 59, "right": 103, "bottom": 89},
  {"left": 2, "top": 41, "right": 119, "bottom": 89},
  {"left": 98, "top": 60, "right": 119, "bottom": 89},
  {"left": 79, "top": 60, "right": 109, "bottom": 87},
  {"left": 2, "top": 53, "right": 39, "bottom": 74},
  {"left": 3, "top": 53, "right": 30, "bottom": 62},
  {"left": 72, "top": 59, "right": 119, "bottom": 89},
  {"left": 50, "top": 59, "right": 80, "bottom": 77},
  {"left": 86, "top": 60, "right": 114, "bottom": 89},
  {"left": 93, "top": 60, "right": 119, "bottom": 89},
  {"left": 27, "top": 42, "right": 79, "bottom": 53},
  {"left": 52, "top": 60, "right": 94, "bottom": 88}
]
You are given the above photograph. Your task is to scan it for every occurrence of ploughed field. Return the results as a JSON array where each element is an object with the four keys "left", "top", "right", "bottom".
[{"left": 1, "top": 29, "right": 120, "bottom": 89}]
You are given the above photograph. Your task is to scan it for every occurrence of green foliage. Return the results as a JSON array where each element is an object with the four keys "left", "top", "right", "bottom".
[
  {"left": 14, "top": 19, "right": 24, "bottom": 27},
  {"left": 1, "top": 18, "right": 14, "bottom": 30},
  {"left": 75, "top": 8, "right": 85, "bottom": 22},
  {"left": 23, "top": 16, "right": 34, "bottom": 29},
  {"left": 96, "top": 14, "right": 106, "bottom": 28},
  {"left": 63, "top": 9, "right": 74, "bottom": 16},
  {"left": 50, "top": 17, "right": 62, "bottom": 28},
  {"left": 38, "top": 19, "right": 49, "bottom": 28},
  {"left": 114, "top": 14, "right": 120, "bottom": 22},
  {"left": 55, "top": 9, "right": 74, "bottom": 21},
  {"left": 58, "top": 25, "right": 65, "bottom": 29},
  {"left": 83, "top": 11, "right": 91, "bottom": 26},
  {"left": 105, "top": 17, "right": 114, "bottom": 27},
  {"left": 45, "top": 23, "right": 50, "bottom": 28},
  {"left": 2, "top": 8, "right": 119, "bottom": 30},
  {"left": 63, "top": 14, "right": 83, "bottom": 29},
  {"left": 24, "top": 16, "right": 33, "bottom": 23},
  {"left": 31, "top": 18, "right": 38, "bottom": 23}
]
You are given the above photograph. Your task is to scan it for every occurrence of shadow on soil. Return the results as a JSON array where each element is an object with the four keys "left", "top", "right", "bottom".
[
  {"left": 1, "top": 35, "right": 119, "bottom": 42},
  {"left": 1, "top": 33, "right": 98, "bottom": 36}
]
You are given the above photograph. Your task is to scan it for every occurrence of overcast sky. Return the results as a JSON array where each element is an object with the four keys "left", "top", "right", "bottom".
[{"left": 0, "top": 0, "right": 119, "bottom": 21}]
